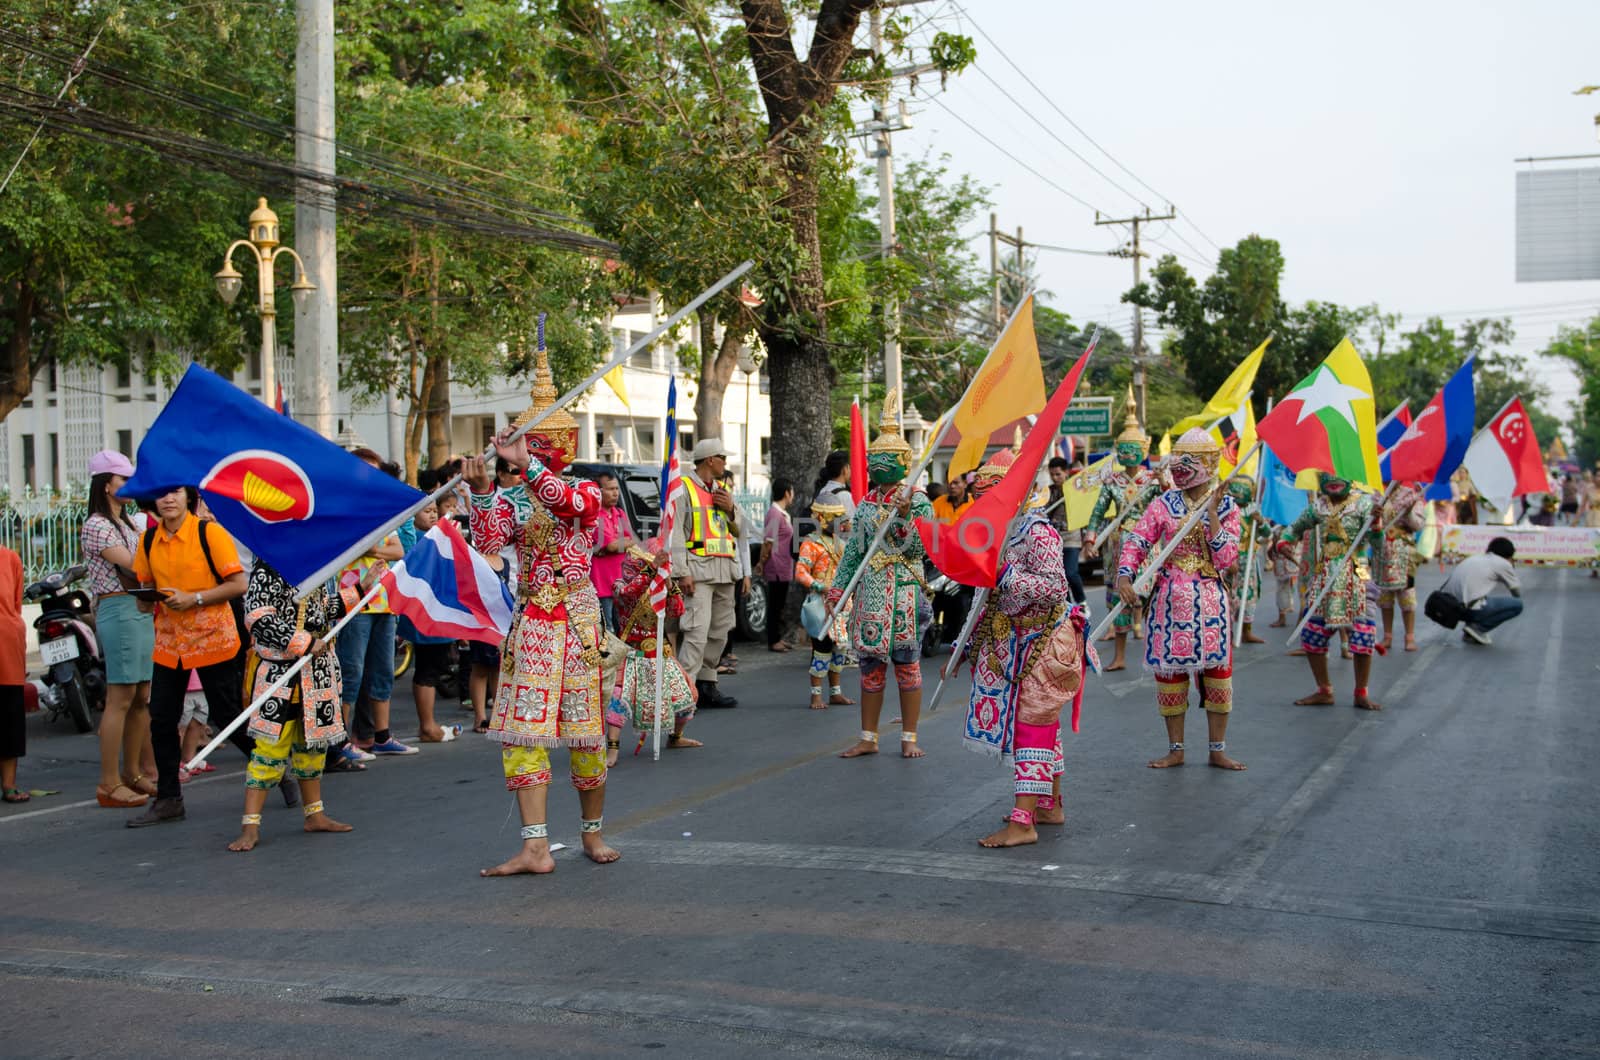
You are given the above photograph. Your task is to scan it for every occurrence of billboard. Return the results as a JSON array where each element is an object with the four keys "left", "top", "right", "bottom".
[{"left": 1515, "top": 167, "right": 1600, "bottom": 282}]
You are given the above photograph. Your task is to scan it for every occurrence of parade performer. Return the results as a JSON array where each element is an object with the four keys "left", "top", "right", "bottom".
[
  {"left": 794, "top": 501, "right": 854, "bottom": 710},
  {"left": 608, "top": 537, "right": 700, "bottom": 751},
  {"left": 957, "top": 448, "right": 1090, "bottom": 847},
  {"left": 1277, "top": 473, "right": 1382, "bottom": 710},
  {"left": 469, "top": 348, "right": 619, "bottom": 875},
  {"left": 228, "top": 560, "right": 370, "bottom": 852},
  {"left": 1084, "top": 390, "right": 1162, "bottom": 671},
  {"left": 830, "top": 391, "right": 934, "bottom": 759},
  {"left": 1375, "top": 480, "right": 1427, "bottom": 652},
  {"left": 1116, "top": 429, "right": 1246, "bottom": 770},
  {"left": 1225, "top": 474, "right": 1268, "bottom": 644}
]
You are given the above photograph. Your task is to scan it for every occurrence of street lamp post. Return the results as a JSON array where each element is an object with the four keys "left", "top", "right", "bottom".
[{"left": 213, "top": 197, "right": 316, "bottom": 407}]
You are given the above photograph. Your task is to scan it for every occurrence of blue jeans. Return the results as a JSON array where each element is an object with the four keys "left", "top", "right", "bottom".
[
  {"left": 336, "top": 612, "right": 396, "bottom": 706},
  {"left": 1063, "top": 547, "right": 1086, "bottom": 604},
  {"left": 1469, "top": 596, "right": 1522, "bottom": 633}
]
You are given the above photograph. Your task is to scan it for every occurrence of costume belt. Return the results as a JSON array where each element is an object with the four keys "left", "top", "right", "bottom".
[
  {"left": 525, "top": 580, "right": 578, "bottom": 614},
  {"left": 869, "top": 550, "right": 925, "bottom": 589}
]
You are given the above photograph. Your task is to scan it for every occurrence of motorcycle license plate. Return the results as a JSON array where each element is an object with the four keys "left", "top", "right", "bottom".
[{"left": 40, "top": 636, "right": 79, "bottom": 665}]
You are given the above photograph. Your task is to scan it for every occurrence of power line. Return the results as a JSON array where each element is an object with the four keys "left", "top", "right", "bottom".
[
  {"left": 924, "top": 94, "right": 1107, "bottom": 216},
  {"left": 0, "top": 9, "right": 116, "bottom": 195}
]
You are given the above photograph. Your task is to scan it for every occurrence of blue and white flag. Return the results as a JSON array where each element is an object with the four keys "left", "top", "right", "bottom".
[{"left": 1258, "top": 443, "right": 1309, "bottom": 526}]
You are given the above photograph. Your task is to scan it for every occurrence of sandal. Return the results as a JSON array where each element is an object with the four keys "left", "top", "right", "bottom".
[
  {"left": 473, "top": 719, "right": 491, "bottom": 734},
  {"left": 3, "top": 788, "right": 30, "bottom": 803},
  {"left": 324, "top": 756, "right": 367, "bottom": 773},
  {"left": 123, "top": 773, "right": 158, "bottom": 796}
]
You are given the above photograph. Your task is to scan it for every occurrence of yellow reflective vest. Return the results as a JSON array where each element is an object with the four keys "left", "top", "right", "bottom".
[{"left": 680, "top": 474, "right": 738, "bottom": 559}]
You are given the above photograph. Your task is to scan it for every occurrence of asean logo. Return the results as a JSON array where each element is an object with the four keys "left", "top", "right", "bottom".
[{"left": 201, "top": 450, "right": 315, "bottom": 523}]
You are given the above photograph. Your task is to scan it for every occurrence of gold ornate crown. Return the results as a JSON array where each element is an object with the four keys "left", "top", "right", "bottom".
[
  {"left": 512, "top": 342, "right": 578, "bottom": 435},
  {"left": 1115, "top": 386, "right": 1147, "bottom": 447},
  {"left": 867, "top": 387, "right": 912, "bottom": 460}
]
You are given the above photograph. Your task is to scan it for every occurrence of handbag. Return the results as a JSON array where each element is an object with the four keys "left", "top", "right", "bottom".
[{"left": 1423, "top": 588, "right": 1468, "bottom": 629}]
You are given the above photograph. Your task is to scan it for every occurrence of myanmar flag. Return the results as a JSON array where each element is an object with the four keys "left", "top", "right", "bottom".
[{"left": 1255, "top": 338, "right": 1382, "bottom": 491}]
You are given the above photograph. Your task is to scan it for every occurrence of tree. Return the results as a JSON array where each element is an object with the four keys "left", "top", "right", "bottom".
[{"left": 1540, "top": 312, "right": 1600, "bottom": 466}]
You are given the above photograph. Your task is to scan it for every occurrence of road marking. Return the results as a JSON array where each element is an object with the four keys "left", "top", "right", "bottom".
[{"left": 0, "top": 766, "right": 245, "bottom": 825}]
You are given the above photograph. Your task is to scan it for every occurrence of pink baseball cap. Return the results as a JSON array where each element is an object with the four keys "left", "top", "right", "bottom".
[{"left": 88, "top": 450, "right": 135, "bottom": 477}]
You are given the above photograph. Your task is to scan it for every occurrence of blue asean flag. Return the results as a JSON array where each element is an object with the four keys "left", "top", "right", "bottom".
[
  {"left": 1258, "top": 443, "right": 1309, "bottom": 526},
  {"left": 124, "top": 364, "right": 425, "bottom": 594}
]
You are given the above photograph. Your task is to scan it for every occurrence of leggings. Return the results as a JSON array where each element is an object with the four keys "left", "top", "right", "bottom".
[
  {"left": 1154, "top": 667, "right": 1233, "bottom": 716},
  {"left": 502, "top": 743, "right": 607, "bottom": 791}
]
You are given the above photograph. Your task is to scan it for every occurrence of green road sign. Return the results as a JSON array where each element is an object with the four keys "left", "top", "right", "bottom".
[{"left": 1059, "top": 403, "right": 1113, "bottom": 436}]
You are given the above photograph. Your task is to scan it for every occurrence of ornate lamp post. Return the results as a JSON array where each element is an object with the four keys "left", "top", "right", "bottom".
[{"left": 213, "top": 197, "right": 316, "bottom": 407}]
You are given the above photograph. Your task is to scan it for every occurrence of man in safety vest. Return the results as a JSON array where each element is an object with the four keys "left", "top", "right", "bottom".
[{"left": 670, "top": 438, "right": 742, "bottom": 708}]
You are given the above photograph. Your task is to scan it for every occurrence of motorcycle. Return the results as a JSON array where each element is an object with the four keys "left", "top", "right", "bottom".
[
  {"left": 23, "top": 564, "right": 105, "bottom": 734},
  {"left": 922, "top": 566, "right": 973, "bottom": 658}
]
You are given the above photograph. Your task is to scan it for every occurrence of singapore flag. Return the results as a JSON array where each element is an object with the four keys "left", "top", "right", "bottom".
[{"left": 1461, "top": 397, "right": 1551, "bottom": 515}]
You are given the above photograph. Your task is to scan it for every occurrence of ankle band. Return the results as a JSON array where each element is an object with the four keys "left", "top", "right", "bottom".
[
  {"left": 302, "top": 800, "right": 324, "bottom": 818},
  {"left": 1208, "top": 740, "right": 1226, "bottom": 752},
  {"left": 1006, "top": 807, "right": 1035, "bottom": 827},
  {"left": 859, "top": 730, "right": 878, "bottom": 743},
  {"left": 580, "top": 817, "right": 603, "bottom": 833},
  {"left": 900, "top": 731, "right": 917, "bottom": 744},
  {"left": 520, "top": 823, "right": 548, "bottom": 841},
  {"left": 1354, "top": 686, "right": 1368, "bottom": 696},
  {"left": 829, "top": 684, "right": 843, "bottom": 697},
  {"left": 1169, "top": 742, "right": 1184, "bottom": 752},
  {"left": 241, "top": 813, "right": 262, "bottom": 826},
  {"left": 1036, "top": 795, "right": 1056, "bottom": 811}
]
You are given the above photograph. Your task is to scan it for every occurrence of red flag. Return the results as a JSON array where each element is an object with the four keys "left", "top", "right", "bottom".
[
  {"left": 916, "top": 339, "right": 1097, "bottom": 588},
  {"left": 848, "top": 398, "right": 867, "bottom": 505}
]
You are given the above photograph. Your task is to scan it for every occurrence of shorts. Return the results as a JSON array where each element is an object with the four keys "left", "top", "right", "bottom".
[
  {"left": 96, "top": 593, "right": 154, "bottom": 686},
  {"left": 179, "top": 689, "right": 209, "bottom": 729},
  {"left": 467, "top": 639, "right": 502, "bottom": 670},
  {"left": 335, "top": 612, "right": 396, "bottom": 704},
  {"left": 413, "top": 641, "right": 453, "bottom": 688}
]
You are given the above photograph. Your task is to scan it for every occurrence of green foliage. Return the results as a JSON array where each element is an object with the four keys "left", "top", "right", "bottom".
[{"left": 1540, "top": 313, "right": 1600, "bottom": 466}]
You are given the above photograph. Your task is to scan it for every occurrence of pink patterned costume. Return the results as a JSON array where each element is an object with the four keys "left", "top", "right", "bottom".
[
  {"left": 1118, "top": 490, "right": 1242, "bottom": 716},
  {"left": 963, "top": 515, "right": 1091, "bottom": 797},
  {"left": 470, "top": 464, "right": 605, "bottom": 789}
]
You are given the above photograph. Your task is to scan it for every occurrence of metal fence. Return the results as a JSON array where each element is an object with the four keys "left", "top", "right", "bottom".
[{"left": 1, "top": 485, "right": 90, "bottom": 584}]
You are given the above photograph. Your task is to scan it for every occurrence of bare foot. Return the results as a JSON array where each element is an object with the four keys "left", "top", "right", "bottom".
[
  {"left": 606, "top": 745, "right": 620, "bottom": 768},
  {"left": 1242, "top": 629, "right": 1265, "bottom": 644},
  {"left": 227, "top": 824, "right": 260, "bottom": 852},
  {"left": 1380, "top": 637, "right": 1393, "bottom": 654},
  {"left": 1097, "top": 629, "right": 1116, "bottom": 642},
  {"left": 1131, "top": 628, "right": 1144, "bottom": 640},
  {"left": 1404, "top": 635, "right": 1417, "bottom": 652},
  {"left": 901, "top": 740, "right": 925, "bottom": 759},
  {"left": 1209, "top": 750, "right": 1247, "bottom": 770},
  {"left": 839, "top": 740, "right": 879, "bottom": 758},
  {"left": 1294, "top": 689, "right": 1335, "bottom": 706},
  {"left": 1268, "top": 617, "right": 1287, "bottom": 628},
  {"left": 888, "top": 716, "right": 902, "bottom": 725},
  {"left": 1104, "top": 660, "right": 1126, "bottom": 672},
  {"left": 1035, "top": 806, "right": 1065, "bottom": 826},
  {"left": 1341, "top": 648, "right": 1353, "bottom": 660},
  {"left": 829, "top": 692, "right": 855, "bottom": 705},
  {"left": 419, "top": 724, "right": 448, "bottom": 742},
  {"left": 1354, "top": 694, "right": 1383, "bottom": 711},
  {"left": 809, "top": 693, "right": 826, "bottom": 711},
  {"left": 668, "top": 735, "right": 703, "bottom": 748},
  {"left": 978, "top": 821, "right": 1038, "bottom": 848},
  {"left": 1287, "top": 647, "right": 1306, "bottom": 657},
  {"left": 582, "top": 832, "right": 621, "bottom": 864},
  {"left": 481, "top": 841, "right": 557, "bottom": 877},
  {"left": 1148, "top": 749, "right": 1185, "bottom": 769},
  {"left": 304, "top": 812, "right": 353, "bottom": 834}
]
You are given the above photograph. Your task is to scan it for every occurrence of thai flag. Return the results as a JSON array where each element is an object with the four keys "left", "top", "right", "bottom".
[
  {"left": 649, "top": 376, "right": 681, "bottom": 614},
  {"left": 382, "top": 519, "right": 515, "bottom": 645}
]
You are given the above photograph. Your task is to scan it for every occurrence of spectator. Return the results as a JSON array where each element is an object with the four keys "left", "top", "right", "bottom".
[
  {"left": 334, "top": 448, "right": 411, "bottom": 761},
  {"left": 931, "top": 474, "right": 972, "bottom": 525},
  {"left": 177, "top": 670, "right": 213, "bottom": 781},
  {"left": 80, "top": 450, "right": 157, "bottom": 808},
  {"left": 400, "top": 500, "right": 461, "bottom": 743},
  {"left": 126, "top": 487, "right": 258, "bottom": 826},
  {"left": 926, "top": 482, "right": 947, "bottom": 504},
  {"left": 1438, "top": 536, "right": 1523, "bottom": 645},
  {"left": 813, "top": 450, "right": 856, "bottom": 520},
  {"left": 590, "top": 471, "right": 634, "bottom": 631},
  {"left": 1, "top": 544, "right": 26, "bottom": 803},
  {"left": 1045, "top": 457, "right": 1087, "bottom": 604},
  {"left": 759, "top": 477, "right": 796, "bottom": 652}
]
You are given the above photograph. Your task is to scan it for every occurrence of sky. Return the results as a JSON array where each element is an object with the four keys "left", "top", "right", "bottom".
[{"left": 869, "top": 0, "right": 1599, "bottom": 422}]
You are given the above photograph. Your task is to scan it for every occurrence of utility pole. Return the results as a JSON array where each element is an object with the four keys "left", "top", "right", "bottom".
[
  {"left": 1096, "top": 206, "right": 1175, "bottom": 430},
  {"left": 987, "top": 213, "right": 1032, "bottom": 332},
  {"left": 294, "top": 0, "right": 338, "bottom": 440}
]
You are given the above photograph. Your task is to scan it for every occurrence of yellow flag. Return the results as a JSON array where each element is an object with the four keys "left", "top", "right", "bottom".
[
  {"left": 1168, "top": 337, "right": 1270, "bottom": 437},
  {"left": 1158, "top": 432, "right": 1171, "bottom": 458},
  {"left": 603, "top": 365, "right": 630, "bottom": 409},
  {"left": 1216, "top": 398, "right": 1259, "bottom": 479},
  {"left": 1065, "top": 452, "right": 1114, "bottom": 531},
  {"left": 949, "top": 295, "right": 1047, "bottom": 476}
]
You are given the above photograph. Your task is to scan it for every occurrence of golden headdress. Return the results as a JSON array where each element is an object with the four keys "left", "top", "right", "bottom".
[
  {"left": 512, "top": 341, "right": 578, "bottom": 465},
  {"left": 1115, "top": 386, "right": 1148, "bottom": 448},
  {"left": 1171, "top": 426, "right": 1221, "bottom": 457},
  {"left": 867, "top": 387, "right": 913, "bottom": 462}
]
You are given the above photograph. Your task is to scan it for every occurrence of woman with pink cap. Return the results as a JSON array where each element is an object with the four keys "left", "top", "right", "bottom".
[{"left": 80, "top": 449, "right": 157, "bottom": 808}]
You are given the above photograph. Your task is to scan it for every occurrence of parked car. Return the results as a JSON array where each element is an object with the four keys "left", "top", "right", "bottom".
[{"left": 568, "top": 462, "right": 765, "bottom": 640}]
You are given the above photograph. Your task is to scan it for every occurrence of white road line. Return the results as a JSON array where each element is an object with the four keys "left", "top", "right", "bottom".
[{"left": 0, "top": 766, "right": 246, "bottom": 824}]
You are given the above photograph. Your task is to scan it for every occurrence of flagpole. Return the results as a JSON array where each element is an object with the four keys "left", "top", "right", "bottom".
[
  {"left": 652, "top": 608, "right": 667, "bottom": 761},
  {"left": 291, "top": 261, "right": 755, "bottom": 598},
  {"left": 184, "top": 573, "right": 393, "bottom": 770},
  {"left": 1085, "top": 440, "right": 1261, "bottom": 645},
  {"left": 924, "top": 585, "right": 989, "bottom": 717}
]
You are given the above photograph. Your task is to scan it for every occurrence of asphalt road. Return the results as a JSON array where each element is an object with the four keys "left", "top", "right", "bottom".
[{"left": 3, "top": 565, "right": 1597, "bottom": 1058}]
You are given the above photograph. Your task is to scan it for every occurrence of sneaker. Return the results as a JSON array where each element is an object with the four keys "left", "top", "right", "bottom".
[
  {"left": 369, "top": 738, "right": 419, "bottom": 755},
  {"left": 342, "top": 745, "right": 376, "bottom": 762},
  {"left": 126, "top": 796, "right": 186, "bottom": 828},
  {"left": 1462, "top": 625, "right": 1491, "bottom": 646}
]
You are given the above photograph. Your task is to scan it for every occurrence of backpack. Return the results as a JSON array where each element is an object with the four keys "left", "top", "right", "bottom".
[
  {"left": 143, "top": 518, "right": 250, "bottom": 647},
  {"left": 1422, "top": 587, "right": 1469, "bottom": 629}
]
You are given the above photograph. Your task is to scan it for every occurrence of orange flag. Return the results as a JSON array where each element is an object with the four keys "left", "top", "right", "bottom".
[{"left": 949, "top": 295, "right": 1047, "bottom": 477}]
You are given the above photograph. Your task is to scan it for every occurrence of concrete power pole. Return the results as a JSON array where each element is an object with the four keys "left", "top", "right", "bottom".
[
  {"left": 988, "top": 213, "right": 1031, "bottom": 332},
  {"left": 1096, "top": 207, "right": 1175, "bottom": 429},
  {"left": 294, "top": 0, "right": 338, "bottom": 440}
]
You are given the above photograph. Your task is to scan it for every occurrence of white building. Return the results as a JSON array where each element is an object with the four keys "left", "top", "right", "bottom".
[{"left": 1, "top": 300, "right": 773, "bottom": 494}]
